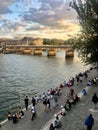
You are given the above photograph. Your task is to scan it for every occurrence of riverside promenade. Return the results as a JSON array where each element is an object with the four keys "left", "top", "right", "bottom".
[{"left": 0, "top": 68, "right": 98, "bottom": 130}]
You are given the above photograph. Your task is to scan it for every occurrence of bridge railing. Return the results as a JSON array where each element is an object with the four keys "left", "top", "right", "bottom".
[{"left": 4, "top": 45, "right": 72, "bottom": 49}]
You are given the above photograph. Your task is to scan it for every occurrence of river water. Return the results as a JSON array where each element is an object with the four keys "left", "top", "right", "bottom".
[{"left": 0, "top": 51, "right": 89, "bottom": 122}]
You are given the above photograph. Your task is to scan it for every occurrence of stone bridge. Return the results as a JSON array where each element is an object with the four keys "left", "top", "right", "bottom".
[{"left": 0, "top": 44, "right": 74, "bottom": 58}]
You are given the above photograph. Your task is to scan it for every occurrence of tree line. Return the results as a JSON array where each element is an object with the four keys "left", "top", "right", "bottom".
[{"left": 43, "top": 38, "right": 74, "bottom": 45}]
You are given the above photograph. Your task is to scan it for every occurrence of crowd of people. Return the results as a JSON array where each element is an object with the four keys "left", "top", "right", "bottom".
[
  {"left": 7, "top": 66, "right": 98, "bottom": 130},
  {"left": 7, "top": 106, "right": 24, "bottom": 123}
]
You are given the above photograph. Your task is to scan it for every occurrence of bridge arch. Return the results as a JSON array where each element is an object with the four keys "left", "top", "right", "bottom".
[
  {"left": 33, "top": 49, "right": 42, "bottom": 55},
  {"left": 65, "top": 49, "right": 74, "bottom": 58},
  {"left": 47, "top": 49, "right": 56, "bottom": 56}
]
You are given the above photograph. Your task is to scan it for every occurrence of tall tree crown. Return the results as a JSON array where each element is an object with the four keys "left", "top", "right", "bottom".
[{"left": 71, "top": 0, "right": 98, "bottom": 65}]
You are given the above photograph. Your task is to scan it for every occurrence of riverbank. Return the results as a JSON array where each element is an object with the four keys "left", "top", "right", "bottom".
[
  {"left": 59, "top": 68, "right": 98, "bottom": 130},
  {"left": 0, "top": 67, "right": 98, "bottom": 130},
  {"left": 0, "top": 52, "right": 89, "bottom": 122}
]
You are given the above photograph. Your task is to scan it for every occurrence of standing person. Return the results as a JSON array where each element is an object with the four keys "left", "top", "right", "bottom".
[
  {"left": 24, "top": 96, "right": 29, "bottom": 110},
  {"left": 84, "top": 114, "right": 94, "bottom": 130},
  {"left": 32, "top": 96, "right": 36, "bottom": 106},
  {"left": 31, "top": 106, "right": 36, "bottom": 120},
  {"left": 47, "top": 99, "right": 51, "bottom": 111},
  {"left": 92, "top": 93, "right": 98, "bottom": 109},
  {"left": 43, "top": 98, "right": 48, "bottom": 112}
]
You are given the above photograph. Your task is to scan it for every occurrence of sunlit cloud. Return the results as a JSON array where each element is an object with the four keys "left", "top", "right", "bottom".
[{"left": 0, "top": 0, "right": 80, "bottom": 40}]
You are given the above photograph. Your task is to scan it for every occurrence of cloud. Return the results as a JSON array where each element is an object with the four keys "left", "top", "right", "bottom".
[
  {"left": 0, "top": 19, "right": 28, "bottom": 37},
  {"left": 22, "top": 0, "right": 77, "bottom": 29},
  {"left": 0, "top": 0, "right": 14, "bottom": 14},
  {"left": 0, "top": 0, "right": 80, "bottom": 39},
  {"left": 26, "top": 24, "right": 44, "bottom": 31},
  {"left": 0, "top": 15, "right": 3, "bottom": 19}
]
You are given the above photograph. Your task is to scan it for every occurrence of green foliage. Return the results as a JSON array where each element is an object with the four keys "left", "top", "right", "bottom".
[
  {"left": 43, "top": 38, "right": 65, "bottom": 45},
  {"left": 74, "top": 35, "right": 98, "bottom": 65},
  {"left": 51, "top": 39, "right": 59, "bottom": 45},
  {"left": 71, "top": 0, "right": 98, "bottom": 65},
  {"left": 43, "top": 38, "right": 51, "bottom": 45},
  {"left": 29, "top": 42, "right": 34, "bottom": 45},
  {"left": 65, "top": 38, "right": 76, "bottom": 45}
]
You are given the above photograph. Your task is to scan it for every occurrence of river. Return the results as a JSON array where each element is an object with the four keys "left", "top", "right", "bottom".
[{"left": 0, "top": 51, "right": 90, "bottom": 122}]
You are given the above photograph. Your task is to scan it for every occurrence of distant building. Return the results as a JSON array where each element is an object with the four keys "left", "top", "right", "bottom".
[
  {"left": 33, "top": 38, "right": 43, "bottom": 45},
  {"left": 21, "top": 37, "right": 43, "bottom": 45},
  {"left": 0, "top": 37, "right": 43, "bottom": 46}
]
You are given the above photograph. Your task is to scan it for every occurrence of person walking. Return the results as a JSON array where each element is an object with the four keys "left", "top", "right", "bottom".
[
  {"left": 92, "top": 93, "right": 98, "bottom": 109},
  {"left": 24, "top": 96, "right": 29, "bottom": 110},
  {"left": 31, "top": 106, "right": 36, "bottom": 120},
  {"left": 84, "top": 114, "right": 94, "bottom": 130}
]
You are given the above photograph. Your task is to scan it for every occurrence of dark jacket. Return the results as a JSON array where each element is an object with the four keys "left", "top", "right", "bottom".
[
  {"left": 92, "top": 94, "right": 98, "bottom": 103},
  {"left": 84, "top": 114, "right": 94, "bottom": 126}
]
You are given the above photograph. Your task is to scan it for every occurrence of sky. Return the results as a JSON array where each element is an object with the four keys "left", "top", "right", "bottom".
[{"left": 0, "top": 0, "right": 80, "bottom": 40}]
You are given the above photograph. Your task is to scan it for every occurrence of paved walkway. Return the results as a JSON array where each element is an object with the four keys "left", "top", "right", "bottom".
[
  {"left": 60, "top": 82, "right": 98, "bottom": 130},
  {"left": 0, "top": 68, "right": 98, "bottom": 130}
]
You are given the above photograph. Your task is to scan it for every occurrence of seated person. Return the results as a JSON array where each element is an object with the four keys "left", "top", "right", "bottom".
[
  {"left": 42, "top": 92, "right": 46, "bottom": 100},
  {"left": 13, "top": 114, "right": 18, "bottom": 123},
  {"left": 38, "top": 95, "right": 42, "bottom": 102},
  {"left": 62, "top": 80, "right": 66, "bottom": 87},
  {"left": 34, "top": 95, "right": 39, "bottom": 103},
  {"left": 60, "top": 106, "right": 66, "bottom": 116},
  {"left": 74, "top": 94, "right": 80, "bottom": 103},
  {"left": 55, "top": 87, "right": 62, "bottom": 96},
  {"left": 87, "top": 80, "right": 92, "bottom": 86},
  {"left": 19, "top": 110, "right": 24, "bottom": 118},
  {"left": 64, "top": 100, "right": 71, "bottom": 111},
  {"left": 70, "top": 96, "right": 78, "bottom": 105},
  {"left": 82, "top": 88, "right": 87, "bottom": 95},
  {"left": 54, "top": 116, "right": 61, "bottom": 128},
  {"left": 8, "top": 111, "right": 13, "bottom": 120},
  {"left": 59, "top": 83, "right": 64, "bottom": 88},
  {"left": 18, "top": 107, "right": 24, "bottom": 119},
  {"left": 66, "top": 99, "right": 72, "bottom": 107},
  {"left": 49, "top": 123, "right": 54, "bottom": 130}
]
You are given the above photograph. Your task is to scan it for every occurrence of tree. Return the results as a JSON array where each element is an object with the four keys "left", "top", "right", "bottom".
[
  {"left": 43, "top": 38, "right": 65, "bottom": 45},
  {"left": 43, "top": 38, "right": 51, "bottom": 45},
  {"left": 71, "top": 0, "right": 98, "bottom": 66},
  {"left": 51, "top": 39, "right": 59, "bottom": 45}
]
